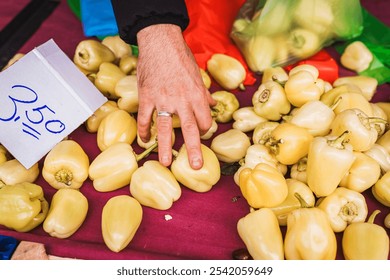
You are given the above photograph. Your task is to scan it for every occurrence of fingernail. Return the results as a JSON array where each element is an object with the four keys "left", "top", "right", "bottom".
[{"left": 191, "top": 157, "right": 202, "bottom": 169}]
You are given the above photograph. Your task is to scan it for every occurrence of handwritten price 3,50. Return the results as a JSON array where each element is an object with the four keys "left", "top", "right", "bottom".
[{"left": 0, "top": 85, "right": 66, "bottom": 140}]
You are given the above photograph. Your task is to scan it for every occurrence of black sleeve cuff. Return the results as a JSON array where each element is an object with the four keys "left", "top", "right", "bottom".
[{"left": 110, "top": 0, "right": 189, "bottom": 45}]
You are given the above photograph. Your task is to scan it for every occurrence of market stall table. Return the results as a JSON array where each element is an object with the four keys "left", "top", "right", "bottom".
[{"left": 0, "top": 0, "right": 389, "bottom": 260}]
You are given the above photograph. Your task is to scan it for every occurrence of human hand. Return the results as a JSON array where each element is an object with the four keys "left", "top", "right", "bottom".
[{"left": 136, "top": 24, "right": 216, "bottom": 169}]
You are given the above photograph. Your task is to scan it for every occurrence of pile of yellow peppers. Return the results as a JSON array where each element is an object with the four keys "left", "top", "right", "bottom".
[{"left": 1, "top": 35, "right": 389, "bottom": 260}]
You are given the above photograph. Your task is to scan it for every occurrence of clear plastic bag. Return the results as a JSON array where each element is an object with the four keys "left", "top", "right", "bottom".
[{"left": 231, "top": 0, "right": 363, "bottom": 73}]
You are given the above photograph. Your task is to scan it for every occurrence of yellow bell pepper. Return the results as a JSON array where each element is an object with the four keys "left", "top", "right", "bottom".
[
  {"left": 0, "top": 144, "right": 8, "bottom": 164},
  {"left": 101, "top": 195, "right": 142, "bottom": 253},
  {"left": 101, "top": 35, "right": 132, "bottom": 61},
  {"left": 270, "top": 178, "right": 315, "bottom": 226},
  {"left": 364, "top": 144, "right": 390, "bottom": 174},
  {"left": 210, "top": 128, "right": 251, "bottom": 163},
  {"left": 136, "top": 121, "right": 175, "bottom": 151},
  {"left": 375, "top": 102, "right": 390, "bottom": 121},
  {"left": 43, "top": 188, "right": 88, "bottom": 238},
  {"left": 94, "top": 62, "right": 126, "bottom": 99},
  {"left": 233, "top": 143, "right": 287, "bottom": 186},
  {"left": 89, "top": 142, "right": 157, "bottom": 192},
  {"left": 200, "top": 68, "right": 212, "bottom": 89},
  {"left": 333, "top": 75, "right": 378, "bottom": 101},
  {"left": 320, "top": 83, "right": 362, "bottom": 107},
  {"left": 237, "top": 208, "right": 284, "bottom": 260},
  {"left": 317, "top": 187, "right": 368, "bottom": 233},
  {"left": 377, "top": 130, "right": 390, "bottom": 154},
  {"left": 340, "top": 41, "right": 373, "bottom": 73},
  {"left": 97, "top": 109, "right": 137, "bottom": 151},
  {"left": 339, "top": 151, "right": 381, "bottom": 193},
  {"left": 333, "top": 92, "right": 373, "bottom": 116},
  {"left": 42, "top": 140, "right": 89, "bottom": 190},
  {"left": 294, "top": 0, "right": 334, "bottom": 35},
  {"left": 289, "top": 157, "right": 308, "bottom": 184},
  {"left": 0, "top": 159, "right": 39, "bottom": 186},
  {"left": 252, "top": 80, "right": 291, "bottom": 121},
  {"left": 284, "top": 204, "right": 337, "bottom": 260},
  {"left": 306, "top": 131, "right": 356, "bottom": 197},
  {"left": 119, "top": 54, "right": 138, "bottom": 75},
  {"left": 85, "top": 100, "right": 119, "bottom": 133},
  {"left": 385, "top": 213, "right": 390, "bottom": 229},
  {"left": 114, "top": 75, "right": 139, "bottom": 113},
  {"left": 171, "top": 144, "right": 220, "bottom": 193},
  {"left": 285, "top": 100, "right": 335, "bottom": 136},
  {"left": 210, "top": 90, "right": 240, "bottom": 123},
  {"left": 207, "top": 53, "right": 246, "bottom": 90},
  {"left": 239, "top": 163, "right": 288, "bottom": 208},
  {"left": 73, "top": 39, "right": 116, "bottom": 72},
  {"left": 342, "top": 210, "right": 389, "bottom": 260},
  {"left": 261, "top": 66, "right": 289, "bottom": 84},
  {"left": 265, "top": 122, "right": 313, "bottom": 165},
  {"left": 200, "top": 119, "right": 218, "bottom": 140},
  {"left": 232, "top": 107, "right": 266, "bottom": 133},
  {"left": 370, "top": 103, "right": 388, "bottom": 137},
  {"left": 287, "top": 28, "right": 321, "bottom": 59},
  {"left": 285, "top": 64, "right": 325, "bottom": 107},
  {"left": 241, "top": 35, "right": 275, "bottom": 73},
  {"left": 330, "top": 108, "right": 386, "bottom": 152},
  {"left": 130, "top": 160, "right": 181, "bottom": 210},
  {"left": 371, "top": 170, "right": 390, "bottom": 207},
  {"left": 252, "top": 121, "right": 279, "bottom": 145},
  {"left": 0, "top": 182, "right": 48, "bottom": 232}
]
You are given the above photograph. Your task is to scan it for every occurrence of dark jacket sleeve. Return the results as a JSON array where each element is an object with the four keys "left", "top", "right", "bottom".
[{"left": 110, "top": 0, "right": 189, "bottom": 45}]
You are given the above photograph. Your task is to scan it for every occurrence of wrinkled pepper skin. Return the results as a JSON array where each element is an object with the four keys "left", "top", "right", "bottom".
[
  {"left": 43, "top": 188, "right": 88, "bottom": 239},
  {"left": 171, "top": 144, "right": 220, "bottom": 193},
  {"left": 130, "top": 160, "right": 181, "bottom": 210},
  {"left": 97, "top": 109, "right": 137, "bottom": 151},
  {"left": 342, "top": 210, "right": 389, "bottom": 260},
  {"left": 0, "top": 159, "right": 39, "bottom": 186},
  {"left": 237, "top": 208, "right": 284, "bottom": 260},
  {"left": 284, "top": 207, "right": 337, "bottom": 260},
  {"left": 239, "top": 163, "right": 288, "bottom": 208},
  {"left": 371, "top": 170, "right": 390, "bottom": 207},
  {"left": 210, "top": 128, "right": 251, "bottom": 163},
  {"left": 102, "top": 195, "right": 142, "bottom": 253},
  {"left": 317, "top": 187, "right": 368, "bottom": 233},
  {"left": 42, "top": 140, "right": 90, "bottom": 190},
  {"left": 0, "top": 182, "right": 48, "bottom": 232}
]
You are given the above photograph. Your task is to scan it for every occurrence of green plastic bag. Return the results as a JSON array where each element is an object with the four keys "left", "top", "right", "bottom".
[
  {"left": 335, "top": 9, "right": 390, "bottom": 85},
  {"left": 231, "top": 0, "right": 363, "bottom": 73}
]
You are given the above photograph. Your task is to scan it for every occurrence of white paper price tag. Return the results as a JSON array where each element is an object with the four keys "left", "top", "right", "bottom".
[{"left": 0, "top": 39, "right": 107, "bottom": 168}]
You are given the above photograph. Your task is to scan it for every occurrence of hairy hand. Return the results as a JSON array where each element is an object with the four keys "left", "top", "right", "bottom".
[{"left": 136, "top": 24, "right": 216, "bottom": 169}]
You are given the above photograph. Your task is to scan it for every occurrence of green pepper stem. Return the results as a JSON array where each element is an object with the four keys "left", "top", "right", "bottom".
[
  {"left": 330, "top": 96, "right": 342, "bottom": 111},
  {"left": 239, "top": 83, "right": 246, "bottom": 91},
  {"left": 294, "top": 192, "right": 310, "bottom": 208},
  {"left": 135, "top": 141, "right": 158, "bottom": 162},
  {"left": 367, "top": 209, "right": 381, "bottom": 224},
  {"left": 327, "top": 130, "right": 350, "bottom": 149}
]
